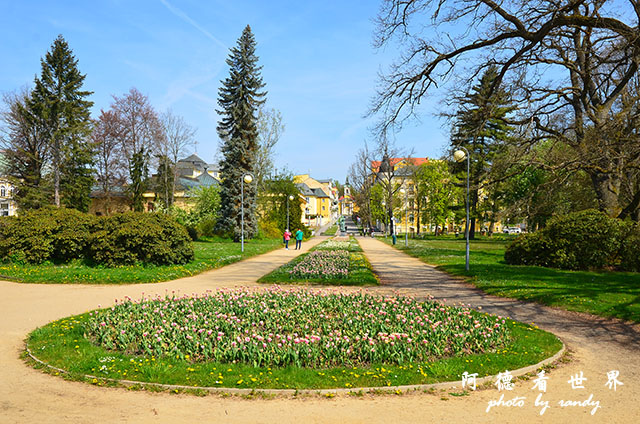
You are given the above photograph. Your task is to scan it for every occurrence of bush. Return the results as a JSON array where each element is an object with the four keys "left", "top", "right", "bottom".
[
  {"left": 505, "top": 209, "right": 637, "bottom": 271},
  {"left": 620, "top": 230, "right": 640, "bottom": 272},
  {"left": 257, "top": 219, "right": 282, "bottom": 239},
  {"left": 504, "top": 231, "right": 552, "bottom": 267},
  {"left": 0, "top": 208, "right": 96, "bottom": 264},
  {"left": 0, "top": 209, "right": 194, "bottom": 267},
  {"left": 88, "top": 212, "right": 194, "bottom": 267}
]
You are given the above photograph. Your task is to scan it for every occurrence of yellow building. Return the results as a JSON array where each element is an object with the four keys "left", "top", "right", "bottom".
[
  {"left": 294, "top": 174, "right": 335, "bottom": 228},
  {"left": 90, "top": 154, "right": 220, "bottom": 215}
]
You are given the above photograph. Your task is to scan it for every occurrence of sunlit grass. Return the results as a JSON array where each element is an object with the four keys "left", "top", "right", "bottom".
[
  {"left": 383, "top": 237, "right": 640, "bottom": 322},
  {"left": 0, "top": 237, "right": 282, "bottom": 284}
]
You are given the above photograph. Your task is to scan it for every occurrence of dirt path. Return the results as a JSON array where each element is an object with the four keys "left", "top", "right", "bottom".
[{"left": 1, "top": 236, "right": 638, "bottom": 423}]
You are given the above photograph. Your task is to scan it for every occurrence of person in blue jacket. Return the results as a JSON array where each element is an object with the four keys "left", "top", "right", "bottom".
[{"left": 294, "top": 228, "right": 304, "bottom": 250}]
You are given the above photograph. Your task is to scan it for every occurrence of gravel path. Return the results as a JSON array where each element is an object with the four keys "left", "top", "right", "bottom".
[{"left": 0, "top": 235, "right": 638, "bottom": 423}]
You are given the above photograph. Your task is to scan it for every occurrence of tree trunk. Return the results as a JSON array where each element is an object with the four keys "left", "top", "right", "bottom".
[
  {"left": 469, "top": 188, "right": 479, "bottom": 240},
  {"left": 590, "top": 171, "right": 622, "bottom": 218},
  {"left": 54, "top": 139, "right": 60, "bottom": 207}
]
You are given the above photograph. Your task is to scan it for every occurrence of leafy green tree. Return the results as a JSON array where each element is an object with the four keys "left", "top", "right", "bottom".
[
  {"left": 259, "top": 172, "right": 302, "bottom": 233},
  {"left": 215, "top": 25, "right": 266, "bottom": 240},
  {"left": 30, "top": 35, "right": 94, "bottom": 209},
  {"left": 450, "top": 66, "right": 513, "bottom": 239},
  {"left": 415, "top": 161, "right": 457, "bottom": 236}
]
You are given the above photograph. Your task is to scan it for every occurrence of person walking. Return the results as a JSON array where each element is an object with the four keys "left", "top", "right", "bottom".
[
  {"left": 294, "top": 228, "right": 304, "bottom": 250},
  {"left": 283, "top": 229, "right": 292, "bottom": 250}
]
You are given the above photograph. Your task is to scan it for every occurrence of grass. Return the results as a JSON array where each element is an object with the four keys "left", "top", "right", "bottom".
[
  {"left": 26, "top": 309, "right": 562, "bottom": 391},
  {"left": 258, "top": 237, "right": 379, "bottom": 286},
  {"left": 0, "top": 237, "right": 282, "bottom": 284},
  {"left": 382, "top": 236, "right": 640, "bottom": 322},
  {"left": 323, "top": 225, "right": 338, "bottom": 236}
]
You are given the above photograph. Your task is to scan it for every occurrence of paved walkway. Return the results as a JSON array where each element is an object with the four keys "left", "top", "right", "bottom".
[
  {"left": 0, "top": 235, "right": 638, "bottom": 423},
  {"left": 356, "top": 237, "right": 640, "bottom": 422}
]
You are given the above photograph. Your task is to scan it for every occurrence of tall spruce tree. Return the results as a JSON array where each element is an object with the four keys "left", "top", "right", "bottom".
[
  {"left": 450, "top": 66, "right": 514, "bottom": 239},
  {"left": 30, "top": 35, "right": 94, "bottom": 209},
  {"left": 215, "top": 25, "right": 266, "bottom": 240}
]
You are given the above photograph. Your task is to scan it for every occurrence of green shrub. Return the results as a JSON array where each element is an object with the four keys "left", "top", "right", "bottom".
[
  {"left": 87, "top": 212, "right": 194, "bottom": 266},
  {"left": 0, "top": 208, "right": 96, "bottom": 264},
  {"left": 257, "top": 219, "right": 282, "bottom": 239},
  {"left": 620, "top": 230, "right": 640, "bottom": 272},
  {"left": 197, "top": 216, "right": 217, "bottom": 238},
  {"left": 504, "top": 232, "right": 552, "bottom": 267},
  {"left": 505, "top": 209, "right": 636, "bottom": 271}
]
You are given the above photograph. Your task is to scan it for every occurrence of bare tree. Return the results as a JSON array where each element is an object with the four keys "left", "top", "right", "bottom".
[
  {"left": 0, "top": 89, "right": 50, "bottom": 209},
  {"left": 110, "top": 88, "right": 164, "bottom": 209},
  {"left": 372, "top": 0, "right": 640, "bottom": 219},
  {"left": 348, "top": 142, "right": 374, "bottom": 227},
  {"left": 255, "top": 106, "right": 285, "bottom": 188},
  {"left": 370, "top": 136, "right": 414, "bottom": 235},
  {"left": 159, "top": 110, "right": 197, "bottom": 206},
  {"left": 92, "top": 109, "right": 125, "bottom": 214}
]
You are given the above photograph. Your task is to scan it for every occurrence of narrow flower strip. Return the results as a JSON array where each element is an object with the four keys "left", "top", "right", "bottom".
[
  {"left": 289, "top": 250, "right": 350, "bottom": 279},
  {"left": 86, "top": 287, "right": 510, "bottom": 368}
]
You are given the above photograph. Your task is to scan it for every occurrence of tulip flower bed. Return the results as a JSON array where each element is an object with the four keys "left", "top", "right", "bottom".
[
  {"left": 288, "top": 250, "right": 350, "bottom": 280},
  {"left": 85, "top": 288, "right": 509, "bottom": 367},
  {"left": 259, "top": 238, "right": 378, "bottom": 285},
  {"left": 27, "top": 287, "right": 563, "bottom": 391}
]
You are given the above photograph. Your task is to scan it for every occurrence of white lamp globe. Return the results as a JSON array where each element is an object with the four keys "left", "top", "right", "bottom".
[
  {"left": 453, "top": 149, "right": 467, "bottom": 162},
  {"left": 243, "top": 174, "right": 253, "bottom": 184}
]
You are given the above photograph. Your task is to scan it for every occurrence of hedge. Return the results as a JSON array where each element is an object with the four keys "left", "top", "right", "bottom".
[
  {"left": 504, "top": 209, "right": 639, "bottom": 271},
  {"left": 0, "top": 208, "right": 193, "bottom": 266}
]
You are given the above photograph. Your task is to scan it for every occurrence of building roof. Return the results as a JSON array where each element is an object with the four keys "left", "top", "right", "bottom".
[
  {"left": 175, "top": 154, "right": 218, "bottom": 177},
  {"left": 370, "top": 157, "right": 429, "bottom": 172}
]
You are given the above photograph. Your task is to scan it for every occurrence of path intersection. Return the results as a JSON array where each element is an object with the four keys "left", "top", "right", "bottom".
[{"left": 0, "top": 235, "right": 638, "bottom": 423}]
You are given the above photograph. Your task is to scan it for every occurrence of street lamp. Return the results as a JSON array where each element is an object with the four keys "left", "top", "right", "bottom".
[
  {"left": 399, "top": 188, "right": 408, "bottom": 247},
  {"left": 286, "top": 194, "right": 294, "bottom": 230},
  {"left": 381, "top": 200, "right": 387, "bottom": 237},
  {"left": 241, "top": 173, "right": 253, "bottom": 253},
  {"left": 453, "top": 147, "right": 470, "bottom": 271}
]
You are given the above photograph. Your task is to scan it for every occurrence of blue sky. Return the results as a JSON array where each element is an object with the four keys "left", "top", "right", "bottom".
[{"left": 0, "top": 0, "right": 449, "bottom": 182}]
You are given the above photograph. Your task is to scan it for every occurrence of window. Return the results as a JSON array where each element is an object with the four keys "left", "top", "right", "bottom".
[
  {"left": 322, "top": 206, "right": 326, "bottom": 211},
  {"left": 0, "top": 203, "right": 8, "bottom": 216},
  {"left": 0, "top": 186, "right": 5, "bottom": 197}
]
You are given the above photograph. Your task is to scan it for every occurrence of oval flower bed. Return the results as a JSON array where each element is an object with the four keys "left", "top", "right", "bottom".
[
  {"left": 26, "top": 287, "right": 562, "bottom": 391},
  {"left": 86, "top": 288, "right": 509, "bottom": 368}
]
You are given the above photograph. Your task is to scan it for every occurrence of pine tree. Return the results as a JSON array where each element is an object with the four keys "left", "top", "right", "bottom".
[
  {"left": 129, "top": 148, "right": 148, "bottom": 212},
  {"left": 215, "top": 25, "right": 266, "bottom": 240},
  {"left": 30, "top": 35, "right": 94, "bottom": 209},
  {"left": 451, "top": 66, "right": 514, "bottom": 239},
  {"left": 155, "top": 154, "right": 174, "bottom": 210}
]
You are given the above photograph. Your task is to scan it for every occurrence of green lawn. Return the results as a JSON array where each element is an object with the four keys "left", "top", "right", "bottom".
[
  {"left": 0, "top": 237, "right": 282, "bottom": 284},
  {"left": 382, "top": 236, "right": 640, "bottom": 322},
  {"left": 322, "top": 225, "right": 338, "bottom": 236},
  {"left": 258, "top": 237, "right": 379, "bottom": 286}
]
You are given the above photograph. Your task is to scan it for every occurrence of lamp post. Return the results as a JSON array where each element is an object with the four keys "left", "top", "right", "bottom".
[
  {"left": 453, "top": 147, "right": 470, "bottom": 271},
  {"left": 381, "top": 200, "right": 386, "bottom": 237},
  {"left": 286, "top": 194, "right": 294, "bottom": 230},
  {"left": 241, "top": 173, "right": 253, "bottom": 253},
  {"left": 400, "top": 188, "right": 408, "bottom": 247}
]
